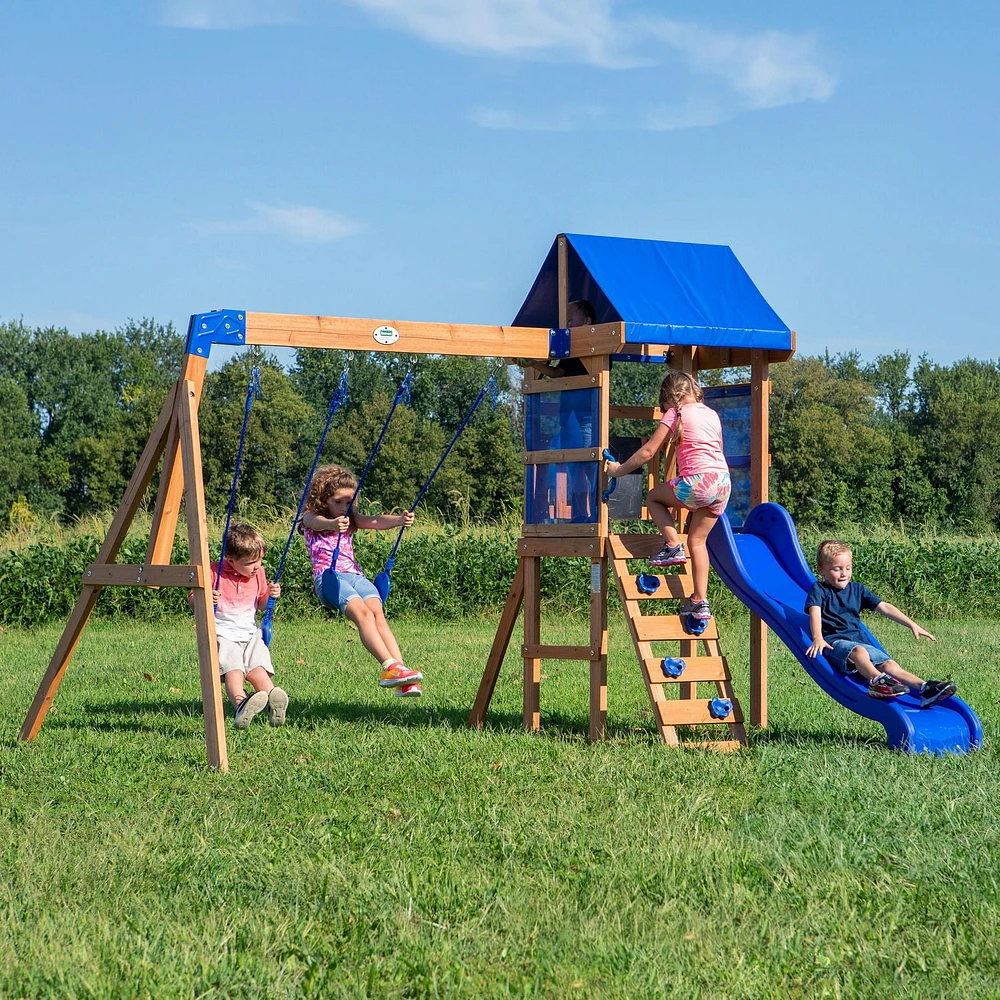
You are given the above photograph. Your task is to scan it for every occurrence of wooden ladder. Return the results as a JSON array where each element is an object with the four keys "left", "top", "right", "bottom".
[{"left": 608, "top": 532, "right": 747, "bottom": 751}]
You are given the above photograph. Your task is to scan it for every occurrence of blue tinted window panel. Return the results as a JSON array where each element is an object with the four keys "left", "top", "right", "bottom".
[
  {"left": 525, "top": 462, "right": 600, "bottom": 524},
  {"left": 525, "top": 389, "right": 599, "bottom": 451}
]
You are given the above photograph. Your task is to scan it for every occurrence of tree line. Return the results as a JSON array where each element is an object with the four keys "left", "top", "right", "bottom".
[{"left": 1, "top": 318, "right": 998, "bottom": 533}]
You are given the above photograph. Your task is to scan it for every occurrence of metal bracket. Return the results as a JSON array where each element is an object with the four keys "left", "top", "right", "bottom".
[
  {"left": 548, "top": 327, "right": 571, "bottom": 360},
  {"left": 185, "top": 309, "right": 247, "bottom": 358}
]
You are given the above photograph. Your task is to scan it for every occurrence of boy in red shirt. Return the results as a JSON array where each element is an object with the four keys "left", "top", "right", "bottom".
[{"left": 190, "top": 523, "right": 288, "bottom": 728}]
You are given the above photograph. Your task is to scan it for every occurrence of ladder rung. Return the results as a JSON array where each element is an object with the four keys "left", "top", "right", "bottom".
[
  {"left": 617, "top": 573, "right": 689, "bottom": 601},
  {"left": 655, "top": 699, "right": 744, "bottom": 726},
  {"left": 608, "top": 534, "right": 683, "bottom": 560},
  {"left": 644, "top": 656, "right": 729, "bottom": 683},
  {"left": 635, "top": 616, "right": 719, "bottom": 642},
  {"left": 521, "top": 644, "right": 598, "bottom": 660},
  {"left": 680, "top": 740, "right": 744, "bottom": 753}
]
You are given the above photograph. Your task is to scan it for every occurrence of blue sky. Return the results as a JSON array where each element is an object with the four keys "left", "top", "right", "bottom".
[{"left": 2, "top": 1, "right": 997, "bottom": 367}]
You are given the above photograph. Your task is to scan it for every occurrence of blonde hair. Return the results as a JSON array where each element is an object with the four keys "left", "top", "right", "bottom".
[
  {"left": 659, "top": 370, "right": 704, "bottom": 412},
  {"left": 224, "top": 522, "right": 266, "bottom": 560},
  {"left": 303, "top": 464, "right": 358, "bottom": 524},
  {"left": 816, "top": 539, "right": 852, "bottom": 569}
]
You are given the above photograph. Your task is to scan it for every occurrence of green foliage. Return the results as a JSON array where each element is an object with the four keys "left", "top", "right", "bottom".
[{"left": 3, "top": 524, "right": 999, "bottom": 630}]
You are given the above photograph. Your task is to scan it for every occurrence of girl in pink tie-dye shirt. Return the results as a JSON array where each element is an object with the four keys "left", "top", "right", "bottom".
[{"left": 301, "top": 465, "right": 422, "bottom": 698}]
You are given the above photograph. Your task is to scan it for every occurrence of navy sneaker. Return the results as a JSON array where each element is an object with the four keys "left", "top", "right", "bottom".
[{"left": 919, "top": 679, "right": 956, "bottom": 708}]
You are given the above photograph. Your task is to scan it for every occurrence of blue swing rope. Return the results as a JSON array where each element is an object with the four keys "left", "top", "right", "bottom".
[
  {"left": 215, "top": 364, "right": 262, "bottom": 593},
  {"left": 382, "top": 367, "right": 500, "bottom": 572},
  {"left": 260, "top": 369, "right": 349, "bottom": 645},
  {"left": 328, "top": 365, "right": 415, "bottom": 570}
]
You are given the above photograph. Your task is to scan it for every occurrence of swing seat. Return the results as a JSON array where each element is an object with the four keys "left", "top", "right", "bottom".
[{"left": 318, "top": 569, "right": 342, "bottom": 611}]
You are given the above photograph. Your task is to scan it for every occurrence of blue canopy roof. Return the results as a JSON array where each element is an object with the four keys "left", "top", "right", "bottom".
[{"left": 513, "top": 234, "right": 791, "bottom": 351}]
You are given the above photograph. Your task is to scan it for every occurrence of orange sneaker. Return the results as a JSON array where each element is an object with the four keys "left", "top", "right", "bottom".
[{"left": 379, "top": 661, "right": 423, "bottom": 688}]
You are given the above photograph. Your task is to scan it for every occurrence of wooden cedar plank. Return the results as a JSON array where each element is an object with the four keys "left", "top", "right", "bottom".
[
  {"left": 618, "top": 573, "right": 690, "bottom": 601},
  {"left": 656, "top": 699, "right": 745, "bottom": 726},
  {"left": 635, "top": 616, "right": 720, "bottom": 642},
  {"left": 643, "top": 656, "right": 730, "bottom": 684}
]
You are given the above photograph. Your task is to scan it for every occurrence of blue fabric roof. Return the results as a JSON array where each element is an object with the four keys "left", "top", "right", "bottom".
[{"left": 512, "top": 234, "right": 791, "bottom": 351}]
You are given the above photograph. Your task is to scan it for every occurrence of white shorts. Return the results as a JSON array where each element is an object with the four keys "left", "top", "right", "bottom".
[{"left": 217, "top": 632, "right": 274, "bottom": 677}]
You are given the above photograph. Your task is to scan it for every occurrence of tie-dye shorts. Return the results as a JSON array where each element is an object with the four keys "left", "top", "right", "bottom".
[{"left": 666, "top": 470, "right": 731, "bottom": 515}]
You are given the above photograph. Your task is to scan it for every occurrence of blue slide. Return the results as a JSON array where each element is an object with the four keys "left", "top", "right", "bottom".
[{"left": 707, "top": 503, "right": 982, "bottom": 754}]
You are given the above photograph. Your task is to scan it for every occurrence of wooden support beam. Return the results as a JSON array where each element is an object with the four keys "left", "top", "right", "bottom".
[
  {"left": 147, "top": 355, "right": 208, "bottom": 567},
  {"left": 521, "top": 644, "right": 598, "bottom": 660},
  {"left": 517, "top": 537, "right": 603, "bottom": 558},
  {"left": 244, "top": 312, "right": 624, "bottom": 361},
  {"left": 177, "top": 381, "right": 228, "bottom": 773},
  {"left": 522, "top": 556, "right": 541, "bottom": 732},
  {"left": 522, "top": 447, "right": 602, "bottom": 465},
  {"left": 468, "top": 561, "right": 524, "bottom": 729},
  {"left": 82, "top": 564, "right": 205, "bottom": 588}
]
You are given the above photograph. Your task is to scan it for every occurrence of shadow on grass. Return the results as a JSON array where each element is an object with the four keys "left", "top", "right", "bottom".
[{"left": 31, "top": 695, "right": 656, "bottom": 745}]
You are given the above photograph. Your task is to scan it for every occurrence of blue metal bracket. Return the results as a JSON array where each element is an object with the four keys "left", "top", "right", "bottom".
[
  {"left": 185, "top": 309, "right": 248, "bottom": 359},
  {"left": 611, "top": 350, "right": 673, "bottom": 365},
  {"left": 548, "top": 327, "right": 571, "bottom": 360}
]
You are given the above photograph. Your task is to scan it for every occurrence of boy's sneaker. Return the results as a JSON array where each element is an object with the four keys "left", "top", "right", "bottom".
[
  {"left": 379, "top": 662, "right": 423, "bottom": 688},
  {"left": 920, "top": 678, "right": 957, "bottom": 709},
  {"left": 680, "top": 599, "right": 712, "bottom": 621},
  {"left": 867, "top": 673, "right": 907, "bottom": 699},
  {"left": 267, "top": 687, "right": 289, "bottom": 727},
  {"left": 649, "top": 543, "right": 686, "bottom": 567},
  {"left": 234, "top": 690, "right": 269, "bottom": 729},
  {"left": 394, "top": 682, "right": 422, "bottom": 698}
]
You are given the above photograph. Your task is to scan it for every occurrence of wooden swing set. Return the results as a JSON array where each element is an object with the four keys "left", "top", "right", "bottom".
[{"left": 18, "top": 235, "right": 793, "bottom": 770}]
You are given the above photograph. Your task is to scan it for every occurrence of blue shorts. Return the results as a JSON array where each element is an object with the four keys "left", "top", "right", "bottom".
[
  {"left": 826, "top": 639, "right": 892, "bottom": 675},
  {"left": 315, "top": 572, "right": 380, "bottom": 615}
]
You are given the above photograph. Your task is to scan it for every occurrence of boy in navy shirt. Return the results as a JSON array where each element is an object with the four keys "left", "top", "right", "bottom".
[{"left": 805, "top": 540, "right": 956, "bottom": 707}]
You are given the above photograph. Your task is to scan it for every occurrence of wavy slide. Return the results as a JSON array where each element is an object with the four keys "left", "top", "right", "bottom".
[{"left": 707, "top": 503, "right": 981, "bottom": 754}]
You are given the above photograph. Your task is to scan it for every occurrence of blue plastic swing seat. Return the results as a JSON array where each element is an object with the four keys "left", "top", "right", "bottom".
[{"left": 317, "top": 569, "right": 341, "bottom": 611}]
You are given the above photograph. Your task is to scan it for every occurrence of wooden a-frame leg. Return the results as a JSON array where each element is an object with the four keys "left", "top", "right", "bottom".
[
  {"left": 468, "top": 560, "right": 524, "bottom": 729},
  {"left": 19, "top": 383, "right": 179, "bottom": 742},
  {"left": 178, "top": 381, "right": 228, "bottom": 773}
]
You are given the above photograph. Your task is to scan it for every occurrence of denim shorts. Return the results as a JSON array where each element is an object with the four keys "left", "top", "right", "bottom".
[
  {"left": 826, "top": 639, "right": 892, "bottom": 675},
  {"left": 316, "top": 571, "right": 380, "bottom": 615}
]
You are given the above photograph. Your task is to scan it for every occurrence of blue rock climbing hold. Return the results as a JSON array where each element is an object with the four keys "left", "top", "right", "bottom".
[
  {"left": 709, "top": 697, "right": 733, "bottom": 719},
  {"left": 636, "top": 573, "right": 660, "bottom": 594},
  {"left": 661, "top": 656, "right": 686, "bottom": 678},
  {"left": 683, "top": 613, "right": 708, "bottom": 636}
]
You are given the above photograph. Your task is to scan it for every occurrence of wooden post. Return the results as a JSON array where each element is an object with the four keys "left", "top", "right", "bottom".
[
  {"left": 750, "top": 349, "right": 770, "bottom": 728},
  {"left": 177, "top": 380, "right": 229, "bottom": 772},
  {"left": 147, "top": 355, "right": 208, "bottom": 567},
  {"left": 522, "top": 555, "right": 541, "bottom": 731},
  {"left": 468, "top": 560, "right": 524, "bottom": 728}
]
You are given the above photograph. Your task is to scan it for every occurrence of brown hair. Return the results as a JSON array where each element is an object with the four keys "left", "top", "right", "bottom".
[
  {"left": 658, "top": 370, "right": 704, "bottom": 412},
  {"left": 303, "top": 464, "right": 359, "bottom": 524},
  {"left": 816, "top": 539, "right": 852, "bottom": 569},
  {"left": 224, "top": 522, "right": 266, "bottom": 560}
]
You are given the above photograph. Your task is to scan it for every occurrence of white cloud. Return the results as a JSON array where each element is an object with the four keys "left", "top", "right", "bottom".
[
  {"left": 158, "top": 0, "right": 299, "bottom": 29},
  {"left": 345, "top": 0, "right": 635, "bottom": 68},
  {"left": 639, "top": 19, "right": 835, "bottom": 110},
  {"left": 346, "top": 0, "right": 835, "bottom": 127},
  {"left": 198, "top": 203, "right": 364, "bottom": 243}
]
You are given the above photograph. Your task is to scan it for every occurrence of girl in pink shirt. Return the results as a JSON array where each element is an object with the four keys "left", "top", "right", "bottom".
[
  {"left": 301, "top": 464, "right": 422, "bottom": 697},
  {"left": 605, "top": 371, "right": 731, "bottom": 620}
]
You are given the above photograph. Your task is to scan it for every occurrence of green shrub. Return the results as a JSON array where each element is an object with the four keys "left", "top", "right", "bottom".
[{"left": 1, "top": 527, "right": 997, "bottom": 630}]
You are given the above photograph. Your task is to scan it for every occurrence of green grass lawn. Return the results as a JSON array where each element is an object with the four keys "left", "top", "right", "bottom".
[{"left": 1, "top": 612, "right": 998, "bottom": 998}]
